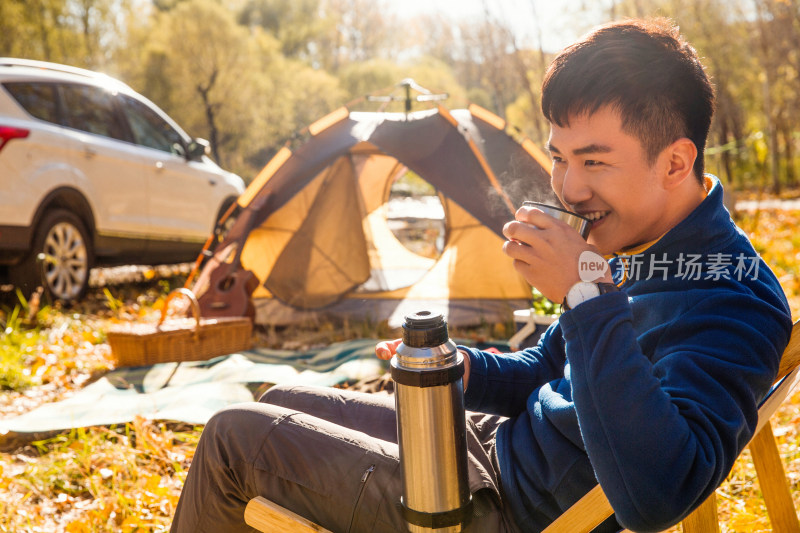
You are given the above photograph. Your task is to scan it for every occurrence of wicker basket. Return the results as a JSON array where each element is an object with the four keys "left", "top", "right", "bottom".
[{"left": 108, "top": 288, "right": 253, "bottom": 367}]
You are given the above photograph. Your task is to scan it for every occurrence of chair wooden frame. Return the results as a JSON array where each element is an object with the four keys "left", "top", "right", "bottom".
[{"left": 244, "top": 321, "right": 800, "bottom": 533}]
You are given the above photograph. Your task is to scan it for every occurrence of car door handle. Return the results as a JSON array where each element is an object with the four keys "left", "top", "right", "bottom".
[{"left": 84, "top": 147, "right": 96, "bottom": 159}]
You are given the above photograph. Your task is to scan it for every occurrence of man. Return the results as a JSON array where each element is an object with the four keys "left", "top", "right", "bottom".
[{"left": 171, "top": 18, "right": 792, "bottom": 533}]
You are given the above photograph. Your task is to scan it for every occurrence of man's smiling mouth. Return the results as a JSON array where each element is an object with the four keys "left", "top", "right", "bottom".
[{"left": 581, "top": 211, "right": 609, "bottom": 222}]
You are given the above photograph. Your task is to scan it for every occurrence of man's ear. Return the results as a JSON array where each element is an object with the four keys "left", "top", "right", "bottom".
[{"left": 661, "top": 138, "right": 698, "bottom": 190}]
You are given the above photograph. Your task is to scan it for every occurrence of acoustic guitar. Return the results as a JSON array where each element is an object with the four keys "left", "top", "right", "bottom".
[{"left": 198, "top": 196, "right": 265, "bottom": 319}]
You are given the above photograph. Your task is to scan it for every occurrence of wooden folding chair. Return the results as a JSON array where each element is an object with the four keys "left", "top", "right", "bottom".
[{"left": 244, "top": 320, "right": 800, "bottom": 533}]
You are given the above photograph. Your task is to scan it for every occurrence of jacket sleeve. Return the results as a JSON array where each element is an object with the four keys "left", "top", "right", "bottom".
[
  {"left": 560, "top": 289, "right": 791, "bottom": 532},
  {"left": 462, "top": 323, "right": 566, "bottom": 417}
]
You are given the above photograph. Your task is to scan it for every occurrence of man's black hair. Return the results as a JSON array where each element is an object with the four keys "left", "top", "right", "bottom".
[{"left": 541, "top": 18, "right": 715, "bottom": 181}]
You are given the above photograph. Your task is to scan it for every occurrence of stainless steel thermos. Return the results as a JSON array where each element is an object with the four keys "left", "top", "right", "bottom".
[{"left": 391, "top": 310, "right": 472, "bottom": 533}]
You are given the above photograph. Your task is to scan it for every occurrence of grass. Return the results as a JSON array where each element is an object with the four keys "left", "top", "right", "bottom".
[
  {"left": 0, "top": 302, "right": 35, "bottom": 391},
  {"left": 1, "top": 420, "right": 199, "bottom": 532},
  {"left": 1, "top": 207, "right": 800, "bottom": 532}
]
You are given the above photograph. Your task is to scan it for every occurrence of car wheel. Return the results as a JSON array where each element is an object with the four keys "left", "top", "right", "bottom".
[{"left": 10, "top": 209, "right": 93, "bottom": 302}]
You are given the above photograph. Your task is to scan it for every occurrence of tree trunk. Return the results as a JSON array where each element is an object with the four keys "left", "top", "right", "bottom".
[
  {"left": 197, "top": 69, "right": 222, "bottom": 165},
  {"left": 478, "top": 3, "right": 508, "bottom": 120},
  {"left": 719, "top": 122, "right": 734, "bottom": 186},
  {"left": 763, "top": 77, "right": 781, "bottom": 195},
  {"left": 754, "top": 0, "right": 782, "bottom": 194},
  {"left": 779, "top": 118, "right": 797, "bottom": 187},
  {"left": 79, "top": 0, "right": 94, "bottom": 66},
  {"left": 35, "top": 0, "right": 52, "bottom": 61}
]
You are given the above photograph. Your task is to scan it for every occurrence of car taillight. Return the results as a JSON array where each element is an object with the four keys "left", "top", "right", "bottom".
[{"left": 0, "top": 126, "right": 30, "bottom": 152}]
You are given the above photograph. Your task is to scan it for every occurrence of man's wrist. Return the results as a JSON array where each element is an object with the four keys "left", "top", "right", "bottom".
[
  {"left": 459, "top": 349, "right": 471, "bottom": 391},
  {"left": 563, "top": 281, "right": 619, "bottom": 311}
]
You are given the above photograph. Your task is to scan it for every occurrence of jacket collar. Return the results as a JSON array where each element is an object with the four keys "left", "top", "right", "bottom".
[{"left": 607, "top": 175, "right": 725, "bottom": 260}]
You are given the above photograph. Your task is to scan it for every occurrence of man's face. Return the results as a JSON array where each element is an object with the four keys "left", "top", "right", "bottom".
[{"left": 546, "top": 106, "right": 671, "bottom": 255}]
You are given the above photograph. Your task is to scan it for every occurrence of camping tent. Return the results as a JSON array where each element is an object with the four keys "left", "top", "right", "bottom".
[{"left": 192, "top": 103, "right": 556, "bottom": 328}]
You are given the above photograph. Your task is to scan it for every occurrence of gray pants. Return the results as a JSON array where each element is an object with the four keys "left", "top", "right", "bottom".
[{"left": 171, "top": 384, "right": 520, "bottom": 533}]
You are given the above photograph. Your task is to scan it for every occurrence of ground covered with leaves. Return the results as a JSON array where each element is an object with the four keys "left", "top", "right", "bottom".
[{"left": 1, "top": 208, "right": 800, "bottom": 532}]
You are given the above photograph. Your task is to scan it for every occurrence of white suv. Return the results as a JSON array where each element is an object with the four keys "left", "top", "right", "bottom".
[{"left": 0, "top": 58, "right": 246, "bottom": 301}]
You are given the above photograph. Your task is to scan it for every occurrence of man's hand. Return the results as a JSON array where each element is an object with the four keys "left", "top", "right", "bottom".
[
  {"left": 375, "top": 339, "right": 402, "bottom": 360},
  {"left": 502, "top": 205, "right": 612, "bottom": 303},
  {"left": 375, "top": 339, "right": 472, "bottom": 391}
]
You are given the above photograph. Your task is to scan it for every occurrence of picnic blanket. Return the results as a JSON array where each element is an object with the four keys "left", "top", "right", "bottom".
[{"left": 0, "top": 339, "right": 384, "bottom": 448}]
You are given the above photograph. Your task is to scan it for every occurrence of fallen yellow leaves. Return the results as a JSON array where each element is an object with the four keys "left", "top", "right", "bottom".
[
  {"left": 1, "top": 206, "right": 799, "bottom": 532},
  {"left": 0, "top": 417, "right": 197, "bottom": 532},
  {"left": 737, "top": 209, "right": 800, "bottom": 320}
]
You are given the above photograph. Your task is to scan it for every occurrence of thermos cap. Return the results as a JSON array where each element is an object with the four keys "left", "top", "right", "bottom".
[{"left": 402, "top": 310, "right": 449, "bottom": 347}]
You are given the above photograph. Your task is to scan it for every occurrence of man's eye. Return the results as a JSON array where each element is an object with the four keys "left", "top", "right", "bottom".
[
  {"left": 585, "top": 160, "right": 604, "bottom": 167},
  {"left": 551, "top": 155, "right": 565, "bottom": 164}
]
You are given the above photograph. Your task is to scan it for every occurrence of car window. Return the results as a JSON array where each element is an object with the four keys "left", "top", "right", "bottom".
[
  {"left": 118, "top": 95, "right": 186, "bottom": 156},
  {"left": 3, "top": 82, "right": 60, "bottom": 124},
  {"left": 59, "top": 83, "right": 128, "bottom": 141}
]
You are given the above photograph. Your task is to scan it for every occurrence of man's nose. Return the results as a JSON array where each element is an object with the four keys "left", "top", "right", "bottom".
[{"left": 560, "top": 168, "right": 592, "bottom": 207}]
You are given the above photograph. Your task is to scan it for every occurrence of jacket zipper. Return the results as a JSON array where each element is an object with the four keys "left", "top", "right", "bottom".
[{"left": 347, "top": 464, "right": 376, "bottom": 532}]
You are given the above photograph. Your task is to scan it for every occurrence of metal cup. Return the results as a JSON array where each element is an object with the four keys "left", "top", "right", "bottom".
[{"left": 522, "top": 201, "right": 592, "bottom": 240}]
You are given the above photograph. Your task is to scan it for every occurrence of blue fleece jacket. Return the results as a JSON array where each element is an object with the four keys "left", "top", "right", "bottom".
[{"left": 462, "top": 178, "right": 792, "bottom": 532}]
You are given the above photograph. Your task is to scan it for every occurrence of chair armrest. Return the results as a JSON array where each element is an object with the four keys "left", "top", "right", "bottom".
[
  {"left": 777, "top": 321, "right": 800, "bottom": 380},
  {"left": 244, "top": 496, "right": 332, "bottom": 533},
  {"left": 541, "top": 484, "right": 615, "bottom": 533}
]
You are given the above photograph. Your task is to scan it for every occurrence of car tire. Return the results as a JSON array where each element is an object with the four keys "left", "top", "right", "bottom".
[{"left": 10, "top": 209, "right": 93, "bottom": 302}]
